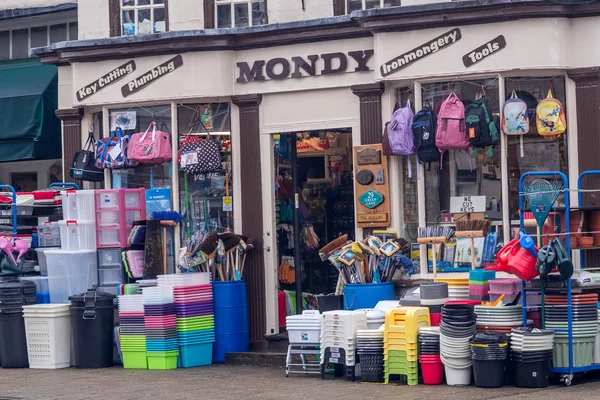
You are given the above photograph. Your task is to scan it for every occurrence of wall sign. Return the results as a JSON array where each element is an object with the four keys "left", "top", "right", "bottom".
[
  {"left": 356, "top": 147, "right": 382, "bottom": 165},
  {"left": 236, "top": 50, "right": 374, "bottom": 83},
  {"left": 463, "top": 35, "right": 506, "bottom": 67},
  {"left": 354, "top": 144, "right": 390, "bottom": 228},
  {"left": 380, "top": 28, "right": 462, "bottom": 77},
  {"left": 121, "top": 55, "right": 183, "bottom": 97},
  {"left": 359, "top": 190, "right": 384, "bottom": 209},
  {"left": 76, "top": 60, "right": 136, "bottom": 101},
  {"left": 450, "top": 196, "right": 486, "bottom": 213}
]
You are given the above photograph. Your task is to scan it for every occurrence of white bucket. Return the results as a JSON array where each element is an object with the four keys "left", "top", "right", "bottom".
[{"left": 444, "top": 364, "right": 472, "bottom": 386}]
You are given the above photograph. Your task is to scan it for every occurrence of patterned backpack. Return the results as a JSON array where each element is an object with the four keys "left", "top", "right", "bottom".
[
  {"left": 178, "top": 117, "right": 221, "bottom": 175},
  {"left": 536, "top": 88, "right": 566, "bottom": 136},
  {"left": 502, "top": 91, "right": 529, "bottom": 135}
]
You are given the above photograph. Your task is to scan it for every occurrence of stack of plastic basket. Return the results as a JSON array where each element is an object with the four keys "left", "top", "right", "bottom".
[
  {"left": 320, "top": 310, "right": 367, "bottom": 381},
  {"left": 118, "top": 294, "right": 147, "bottom": 369},
  {"left": 383, "top": 307, "right": 430, "bottom": 385},
  {"left": 22, "top": 304, "right": 71, "bottom": 369},
  {"left": 357, "top": 329, "right": 384, "bottom": 382},
  {"left": 143, "top": 286, "right": 178, "bottom": 370},
  {"left": 158, "top": 273, "right": 215, "bottom": 368},
  {"left": 469, "top": 270, "right": 495, "bottom": 302}
]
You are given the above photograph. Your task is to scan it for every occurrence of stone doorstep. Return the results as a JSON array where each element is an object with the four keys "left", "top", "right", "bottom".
[{"left": 225, "top": 352, "right": 287, "bottom": 369}]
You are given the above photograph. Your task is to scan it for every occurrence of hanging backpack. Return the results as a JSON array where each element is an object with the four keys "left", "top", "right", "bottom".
[
  {"left": 536, "top": 88, "right": 566, "bottom": 136},
  {"left": 412, "top": 104, "right": 440, "bottom": 165},
  {"left": 382, "top": 102, "right": 400, "bottom": 156},
  {"left": 465, "top": 94, "right": 498, "bottom": 148},
  {"left": 386, "top": 99, "right": 415, "bottom": 156},
  {"left": 436, "top": 91, "right": 469, "bottom": 157},
  {"left": 502, "top": 91, "right": 529, "bottom": 135},
  {"left": 70, "top": 132, "right": 105, "bottom": 182}
]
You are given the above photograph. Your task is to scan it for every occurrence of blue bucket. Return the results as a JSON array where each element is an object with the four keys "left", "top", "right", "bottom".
[
  {"left": 212, "top": 281, "right": 249, "bottom": 363},
  {"left": 343, "top": 282, "right": 395, "bottom": 310}
]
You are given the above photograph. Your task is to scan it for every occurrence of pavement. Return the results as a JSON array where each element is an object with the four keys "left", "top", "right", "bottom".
[{"left": 2, "top": 365, "right": 600, "bottom": 400}]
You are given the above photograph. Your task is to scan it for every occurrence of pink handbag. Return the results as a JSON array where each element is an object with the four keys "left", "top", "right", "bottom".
[{"left": 129, "top": 121, "right": 172, "bottom": 164}]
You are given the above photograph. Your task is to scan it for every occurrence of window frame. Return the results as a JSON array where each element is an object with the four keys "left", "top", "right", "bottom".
[
  {"left": 120, "top": 0, "right": 168, "bottom": 36},
  {"left": 346, "top": 0, "right": 400, "bottom": 12},
  {"left": 215, "top": 0, "right": 266, "bottom": 29},
  {"left": 0, "top": 21, "right": 78, "bottom": 60}
]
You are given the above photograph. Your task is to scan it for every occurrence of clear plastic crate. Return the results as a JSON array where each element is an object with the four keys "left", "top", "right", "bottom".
[
  {"left": 37, "top": 223, "right": 61, "bottom": 247},
  {"left": 97, "top": 229, "right": 120, "bottom": 247},
  {"left": 124, "top": 191, "right": 141, "bottom": 207},
  {"left": 98, "top": 248, "right": 123, "bottom": 267},
  {"left": 35, "top": 247, "right": 60, "bottom": 276},
  {"left": 45, "top": 250, "right": 98, "bottom": 304},
  {"left": 58, "top": 220, "right": 96, "bottom": 251},
  {"left": 98, "top": 211, "right": 120, "bottom": 227},
  {"left": 96, "top": 191, "right": 119, "bottom": 209},
  {"left": 61, "top": 190, "right": 95, "bottom": 220},
  {"left": 99, "top": 267, "right": 123, "bottom": 286}
]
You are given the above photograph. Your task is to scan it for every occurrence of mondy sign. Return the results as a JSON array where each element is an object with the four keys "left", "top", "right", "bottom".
[{"left": 236, "top": 50, "right": 374, "bottom": 83}]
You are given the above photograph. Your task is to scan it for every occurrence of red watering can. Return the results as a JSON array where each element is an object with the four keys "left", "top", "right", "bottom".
[{"left": 485, "top": 239, "right": 539, "bottom": 282}]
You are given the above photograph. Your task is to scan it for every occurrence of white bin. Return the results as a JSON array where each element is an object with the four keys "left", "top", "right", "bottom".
[
  {"left": 61, "top": 190, "right": 95, "bottom": 220},
  {"left": 23, "top": 304, "right": 71, "bottom": 369},
  {"left": 58, "top": 220, "right": 96, "bottom": 251},
  {"left": 45, "top": 250, "right": 98, "bottom": 304}
]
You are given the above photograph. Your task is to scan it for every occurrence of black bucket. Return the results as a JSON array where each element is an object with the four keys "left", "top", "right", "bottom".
[
  {"left": 473, "top": 359, "right": 505, "bottom": 388},
  {"left": 70, "top": 290, "right": 116, "bottom": 368},
  {"left": 0, "top": 279, "right": 37, "bottom": 368},
  {"left": 514, "top": 359, "right": 551, "bottom": 388}
]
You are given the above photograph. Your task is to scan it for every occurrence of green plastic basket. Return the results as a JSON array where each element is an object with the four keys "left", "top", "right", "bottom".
[
  {"left": 147, "top": 351, "right": 179, "bottom": 370},
  {"left": 123, "top": 351, "right": 148, "bottom": 369}
]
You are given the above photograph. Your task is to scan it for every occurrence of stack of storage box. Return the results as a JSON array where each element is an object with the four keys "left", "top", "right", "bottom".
[
  {"left": 489, "top": 279, "right": 522, "bottom": 305},
  {"left": 46, "top": 190, "right": 98, "bottom": 304},
  {"left": 469, "top": 270, "right": 496, "bottom": 302},
  {"left": 95, "top": 189, "right": 146, "bottom": 295}
]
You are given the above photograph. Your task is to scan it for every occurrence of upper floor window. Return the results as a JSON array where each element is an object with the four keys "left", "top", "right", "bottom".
[
  {"left": 0, "top": 23, "right": 78, "bottom": 61},
  {"left": 121, "top": 0, "right": 166, "bottom": 36},
  {"left": 216, "top": 0, "right": 265, "bottom": 28},
  {"left": 347, "top": 0, "right": 400, "bottom": 12}
]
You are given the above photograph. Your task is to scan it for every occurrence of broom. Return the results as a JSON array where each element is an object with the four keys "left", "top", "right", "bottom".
[
  {"left": 152, "top": 211, "right": 184, "bottom": 275},
  {"left": 455, "top": 218, "right": 491, "bottom": 270},
  {"left": 417, "top": 226, "right": 455, "bottom": 279}
]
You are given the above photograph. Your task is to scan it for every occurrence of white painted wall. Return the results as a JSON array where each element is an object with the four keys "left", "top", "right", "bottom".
[
  {"left": 57, "top": 65, "right": 73, "bottom": 109},
  {"left": 168, "top": 0, "right": 204, "bottom": 31},
  {"left": 0, "top": 160, "right": 61, "bottom": 189},
  {"left": 0, "top": 0, "right": 74, "bottom": 12},
  {"left": 77, "top": 0, "right": 109, "bottom": 40},
  {"left": 268, "top": 0, "right": 333, "bottom": 24}
]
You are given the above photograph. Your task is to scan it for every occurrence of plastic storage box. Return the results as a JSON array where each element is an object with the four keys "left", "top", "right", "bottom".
[
  {"left": 22, "top": 276, "right": 49, "bottom": 293},
  {"left": 37, "top": 223, "right": 61, "bottom": 247},
  {"left": 98, "top": 248, "right": 123, "bottom": 267},
  {"left": 61, "top": 190, "right": 95, "bottom": 220},
  {"left": 35, "top": 247, "right": 60, "bottom": 276},
  {"left": 489, "top": 279, "right": 522, "bottom": 293},
  {"left": 45, "top": 250, "right": 98, "bottom": 304},
  {"left": 99, "top": 267, "right": 123, "bottom": 286},
  {"left": 58, "top": 220, "right": 96, "bottom": 251},
  {"left": 95, "top": 189, "right": 145, "bottom": 248}
]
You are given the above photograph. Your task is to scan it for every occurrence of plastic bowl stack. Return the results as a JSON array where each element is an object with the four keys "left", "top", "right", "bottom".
[
  {"left": 474, "top": 305, "right": 523, "bottom": 334},
  {"left": 545, "top": 293, "right": 598, "bottom": 368},
  {"left": 383, "top": 307, "right": 430, "bottom": 386},
  {"left": 320, "top": 310, "right": 367, "bottom": 381},
  {"left": 436, "top": 278, "right": 469, "bottom": 301},
  {"left": 158, "top": 273, "right": 215, "bottom": 368},
  {"left": 440, "top": 304, "right": 476, "bottom": 386},
  {"left": 470, "top": 332, "right": 509, "bottom": 388},
  {"left": 118, "top": 294, "right": 147, "bottom": 369},
  {"left": 356, "top": 309, "right": 386, "bottom": 330},
  {"left": 356, "top": 329, "right": 384, "bottom": 382},
  {"left": 510, "top": 327, "right": 554, "bottom": 388},
  {"left": 419, "top": 282, "right": 449, "bottom": 326},
  {"left": 418, "top": 326, "right": 443, "bottom": 385},
  {"left": 143, "top": 286, "right": 179, "bottom": 370},
  {"left": 594, "top": 303, "right": 600, "bottom": 364}
]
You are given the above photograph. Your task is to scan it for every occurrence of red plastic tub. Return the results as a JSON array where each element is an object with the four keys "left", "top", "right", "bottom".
[
  {"left": 420, "top": 358, "right": 444, "bottom": 385},
  {"left": 444, "top": 300, "right": 481, "bottom": 306},
  {"left": 430, "top": 312, "right": 441, "bottom": 326}
]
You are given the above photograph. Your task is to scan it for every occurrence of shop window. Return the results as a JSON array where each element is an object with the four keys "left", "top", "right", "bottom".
[
  {"left": 505, "top": 76, "right": 568, "bottom": 222},
  {"left": 121, "top": 0, "right": 166, "bottom": 36},
  {"left": 0, "top": 32, "right": 9, "bottom": 61},
  {"left": 108, "top": 105, "right": 172, "bottom": 190},
  {"left": 347, "top": 0, "right": 400, "bottom": 12},
  {"left": 177, "top": 103, "right": 232, "bottom": 239},
  {"left": 49, "top": 24, "right": 67, "bottom": 44},
  {"left": 11, "top": 29, "right": 28, "bottom": 60},
  {"left": 0, "top": 22, "right": 77, "bottom": 59},
  {"left": 216, "top": 0, "right": 265, "bottom": 28}
]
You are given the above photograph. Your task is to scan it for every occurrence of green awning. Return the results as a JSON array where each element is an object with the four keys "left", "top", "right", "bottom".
[{"left": 0, "top": 60, "right": 61, "bottom": 163}]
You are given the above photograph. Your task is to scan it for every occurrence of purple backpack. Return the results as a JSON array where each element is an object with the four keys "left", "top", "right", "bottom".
[
  {"left": 386, "top": 100, "right": 415, "bottom": 157},
  {"left": 435, "top": 91, "right": 469, "bottom": 159}
]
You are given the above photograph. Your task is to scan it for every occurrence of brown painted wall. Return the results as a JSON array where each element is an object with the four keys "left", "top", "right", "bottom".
[
  {"left": 56, "top": 108, "right": 84, "bottom": 185},
  {"left": 352, "top": 82, "right": 385, "bottom": 145},
  {"left": 231, "top": 94, "right": 267, "bottom": 350}
]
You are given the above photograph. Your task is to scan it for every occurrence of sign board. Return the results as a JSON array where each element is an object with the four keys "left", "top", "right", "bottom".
[
  {"left": 222, "top": 196, "right": 233, "bottom": 212},
  {"left": 122, "top": 55, "right": 183, "bottom": 97},
  {"left": 463, "top": 35, "right": 506, "bottom": 68},
  {"left": 450, "top": 196, "right": 486, "bottom": 214},
  {"left": 76, "top": 60, "right": 136, "bottom": 102},
  {"left": 354, "top": 144, "right": 390, "bottom": 228}
]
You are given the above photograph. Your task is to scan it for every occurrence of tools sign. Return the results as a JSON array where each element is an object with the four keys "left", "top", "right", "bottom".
[{"left": 354, "top": 144, "right": 390, "bottom": 228}]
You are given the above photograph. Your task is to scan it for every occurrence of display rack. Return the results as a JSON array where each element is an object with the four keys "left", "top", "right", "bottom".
[
  {"left": 0, "top": 185, "right": 17, "bottom": 238},
  {"left": 519, "top": 170, "right": 600, "bottom": 386}
]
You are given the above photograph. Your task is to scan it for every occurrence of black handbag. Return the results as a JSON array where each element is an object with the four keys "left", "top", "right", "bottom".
[
  {"left": 177, "top": 111, "right": 222, "bottom": 176},
  {"left": 70, "top": 132, "right": 105, "bottom": 182}
]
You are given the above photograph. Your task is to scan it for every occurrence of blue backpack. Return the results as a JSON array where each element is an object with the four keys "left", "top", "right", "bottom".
[{"left": 412, "top": 105, "right": 440, "bottom": 165}]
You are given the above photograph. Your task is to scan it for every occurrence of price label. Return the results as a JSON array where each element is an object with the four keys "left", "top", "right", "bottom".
[
  {"left": 223, "top": 196, "right": 233, "bottom": 212},
  {"left": 329, "top": 357, "right": 339, "bottom": 364},
  {"left": 330, "top": 351, "right": 340, "bottom": 358}
]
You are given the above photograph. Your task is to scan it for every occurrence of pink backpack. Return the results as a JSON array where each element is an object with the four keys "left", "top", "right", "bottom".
[
  {"left": 129, "top": 122, "right": 172, "bottom": 164},
  {"left": 435, "top": 91, "right": 469, "bottom": 161}
]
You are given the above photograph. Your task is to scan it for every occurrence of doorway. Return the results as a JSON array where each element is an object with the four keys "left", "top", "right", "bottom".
[{"left": 273, "top": 129, "right": 355, "bottom": 325}]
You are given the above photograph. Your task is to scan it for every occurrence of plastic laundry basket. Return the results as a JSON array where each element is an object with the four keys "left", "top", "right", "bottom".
[{"left": 23, "top": 304, "right": 71, "bottom": 369}]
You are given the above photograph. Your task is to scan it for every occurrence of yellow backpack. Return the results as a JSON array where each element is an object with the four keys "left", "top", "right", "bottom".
[{"left": 536, "top": 88, "right": 566, "bottom": 136}]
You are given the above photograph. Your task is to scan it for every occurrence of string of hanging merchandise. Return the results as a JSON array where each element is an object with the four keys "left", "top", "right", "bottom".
[{"left": 419, "top": 76, "right": 500, "bottom": 96}]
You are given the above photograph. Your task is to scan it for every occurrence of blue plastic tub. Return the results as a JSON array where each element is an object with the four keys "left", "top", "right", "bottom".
[
  {"left": 36, "top": 292, "right": 50, "bottom": 304},
  {"left": 178, "top": 343, "right": 213, "bottom": 367},
  {"left": 343, "top": 282, "right": 395, "bottom": 310},
  {"left": 212, "top": 281, "right": 249, "bottom": 363}
]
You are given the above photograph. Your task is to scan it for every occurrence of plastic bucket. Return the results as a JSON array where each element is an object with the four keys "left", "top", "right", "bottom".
[
  {"left": 444, "top": 364, "right": 472, "bottom": 386},
  {"left": 343, "top": 282, "right": 395, "bottom": 310},
  {"left": 69, "top": 290, "right": 116, "bottom": 368},
  {"left": 0, "top": 312, "right": 29, "bottom": 368},
  {"left": 420, "top": 359, "right": 444, "bottom": 385},
  {"left": 213, "top": 281, "right": 249, "bottom": 363},
  {"left": 473, "top": 359, "right": 505, "bottom": 388},
  {"left": 514, "top": 359, "right": 550, "bottom": 388}
]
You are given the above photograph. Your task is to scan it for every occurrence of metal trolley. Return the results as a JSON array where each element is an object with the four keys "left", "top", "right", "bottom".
[{"left": 520, "top": 170, "right": 600, "bottom": 386}]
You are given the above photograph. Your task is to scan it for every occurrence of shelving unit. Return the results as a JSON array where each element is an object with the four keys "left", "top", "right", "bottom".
[{"left": 519, "top": 170, "right": 600, "bottom": 386}]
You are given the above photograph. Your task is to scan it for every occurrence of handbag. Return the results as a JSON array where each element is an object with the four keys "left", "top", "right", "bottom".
[
  {"left": 129, "top": 121, "right": 172, "bottom": 164},
  {"left": 178, "top": 114, "right": 221, "bottom": 175},
  {"left": 95, "top": 127, "right": 139, "bottom": 169},
  {"left": 70, "top": 132, "right": 105, "bottom": 182}
]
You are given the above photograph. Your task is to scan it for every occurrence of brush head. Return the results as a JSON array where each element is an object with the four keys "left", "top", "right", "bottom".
[
  {"left": 199, "top": 232, "right": 219, "bottom": 256},
  {"left": 152, "top": 211, "right": 184, "bottom": 224},
  {"left": 319, "top": 235, "right": 348, "bottom": 261},
  {"left": 219, "top": 232, "right": 241, "bottom": 252}
]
